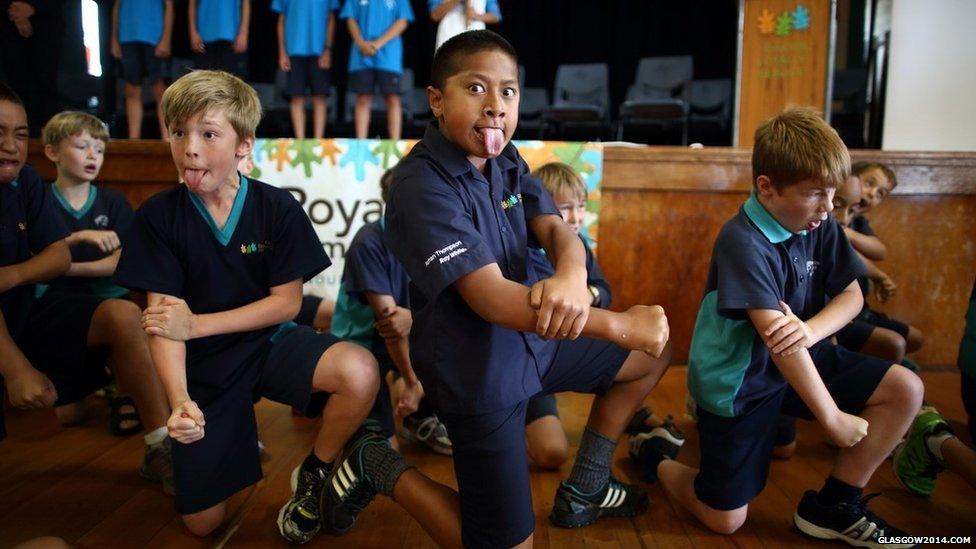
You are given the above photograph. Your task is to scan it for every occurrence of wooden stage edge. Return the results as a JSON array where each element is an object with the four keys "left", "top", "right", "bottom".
[{"left": 26, "top": 141, "right": 976, "bottom": 367}]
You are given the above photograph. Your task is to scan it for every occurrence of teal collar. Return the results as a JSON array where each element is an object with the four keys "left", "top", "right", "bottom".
[
  {"left": 51, "top": 184, "right": 97, "bottom": 220},
  {"left": 188, "top": 175, "right": 249, "bottom": 246},
  {"left": 743, "top": 192, "right": 805, "bottom": 243}
]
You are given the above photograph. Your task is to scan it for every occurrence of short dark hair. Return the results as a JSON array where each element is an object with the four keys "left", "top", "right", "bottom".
[
  {"left": 0, "top": 81, "right": 24, "bottom": 107},
  {"left": 380, "top": 168, "right": 396, "bottom": 204},
  {"left": 852, "top": 161, "right": 898, "bottom": 189},
  {"left": 430, "top": 30, "right": 518, "bottom": 89}
]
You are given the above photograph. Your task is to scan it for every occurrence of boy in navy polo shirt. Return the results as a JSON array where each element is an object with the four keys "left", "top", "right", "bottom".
[
  {"left": 113, "top": 70, "right": 380, "bottom": 544},
  {"left": 188, "top": 0, "right": 249, "bottom": 76},
  {"left": 273, "top": 0, "right": 338, "bottom": 139},
  {"left": 643, "top": 107, "right": 921, "bottom": 547},
  {"left": 340, "top": 0, "right": 414, "bottom": 140},
  {"left": 317, "top": 31, "right": 672, "bottom": 548},
  {"left": 0, "top": 87, "right": 174, "bottom": 493},
  {"left": 39, "top": 111, "right": 173, "bottom": 447},
  {"left": 111, "top": 0, "right": 173, "bottom": 139}
]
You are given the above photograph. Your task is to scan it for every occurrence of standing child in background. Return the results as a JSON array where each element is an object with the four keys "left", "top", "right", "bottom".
[
  {"left": 429, "top": 0, "right": 501, "bottom": 50},
  {"left": 188, "top": 0, "right": 250, "bottom": 77},
  {"left": 273, "top": 0, "right": 338, "bottom": 139},
  {"left": 835, "top": 162, "right": 924, "bottom": 365},
  {"left": 111, "top": 0, "right": 173, "bottom": 139},
  {"left": 340, "top": 0, "right": 414, "bottom": 140}
]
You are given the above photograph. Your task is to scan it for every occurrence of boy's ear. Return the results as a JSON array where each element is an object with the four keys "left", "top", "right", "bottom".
[
  {"left": 236, "top": 136, "right": 255, "bottom": 158},
  {"left": 755, "top": 175, "right": 775, "bottom": 196},
  {"left": 43, "top": 143, "right": 59, "bottom": 164},
  {"left": 426, "top": 85, "right": 443, "bottom": 119}
]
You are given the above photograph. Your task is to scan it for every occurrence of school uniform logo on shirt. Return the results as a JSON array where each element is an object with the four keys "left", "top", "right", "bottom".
[
  {"left": 500, "top": 193, "right": 522, "bottom": 210},
  {"left": 94, "top": 214, "right": 109, "bottom": 228},
  {"left": 806, "top": 260, "right": 819, "bottom": 276},
  {"left": 18, "top": 221, "right": 26, "bottom": 231},
  {"left": 241, "top": 240, "right": 273, "bottom": 254}
]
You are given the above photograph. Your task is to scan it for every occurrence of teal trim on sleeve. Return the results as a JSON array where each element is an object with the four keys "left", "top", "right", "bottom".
[
  {"left": 688, "top": 291, "right": 757, "bottom": 417},
  {"left": 270, "top": 320, "right": 299, "bottom": 343},
  {"left": 187, "top": 175, "right": 249, "bottom": 246},
  {"left": 34, "top": 283, "right": 48, "bottom": 299},
  {"left": 743, "top": 192, "right": 805, "bottom": 244},
  {"left": 90, "top": 278, "right": 130, "bottom": 299},
  {"left": 329, "top": 281, "right": 376, "bottom": 350},
  {"left": 51, "top": 184, "right": 98, "bottom": 220}
]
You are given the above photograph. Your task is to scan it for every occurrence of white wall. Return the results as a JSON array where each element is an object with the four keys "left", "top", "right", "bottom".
[{"left": 883, "top": 0, "right": 976, "bottom": 151}]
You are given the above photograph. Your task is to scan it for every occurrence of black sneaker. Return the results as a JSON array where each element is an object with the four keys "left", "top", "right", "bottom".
[
  {"left": 628, "top": 428, "right": 681, "bottom": 483},
  {"left": 549, "top": 476, "right": 649, "bottom": 528},
  {"left": 320, "top": 420, "right": 386, "bottom": 535},
  {"left": 793, "top": 490, "right": 917, "bottom": 548},
  {"left": 625, "top": 407, "right": 686, "bottom": 443},
  {"left": 277, "top": 464, "right": 328, "bottom": 544}
]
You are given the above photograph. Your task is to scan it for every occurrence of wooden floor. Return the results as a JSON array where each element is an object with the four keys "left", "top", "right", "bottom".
[{"left": 1, "top": 367, "right": 974, "bottom": 548}]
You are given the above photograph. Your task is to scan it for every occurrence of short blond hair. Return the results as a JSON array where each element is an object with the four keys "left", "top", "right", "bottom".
[
  {"left": 532, "top": 162, "right": 586, "bottom": 201},
  {"left": 752, "top": 106, "right": 849, "bottom": 190},
  {"left": 42, "top": 111, "right": 109, "bottom": 147},
  {"left": 161, "top": 70, "right": 261, "bottom": 139}
]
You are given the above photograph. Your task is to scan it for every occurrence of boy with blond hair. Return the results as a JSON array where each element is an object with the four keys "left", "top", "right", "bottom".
[
  {"left": 40, "top": 111, "right": 173, "bottom": 445},
  {"left": 113, "top": 70, "right": 381, "bottom": 543},
  {"left": 641, "top": 107, "right": 921, "bottom": 547}
]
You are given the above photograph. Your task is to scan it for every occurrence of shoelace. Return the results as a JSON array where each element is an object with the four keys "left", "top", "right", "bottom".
[
  {"left": 842, "top": 493, "right": 891, "bottom": 540},
  {"left": 415, "top": 415, "right": 446, "bottom": 442}
]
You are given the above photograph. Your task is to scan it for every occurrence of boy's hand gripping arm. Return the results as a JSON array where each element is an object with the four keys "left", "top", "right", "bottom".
[
  {"left": 527, "top": 214, "right": 592, "bottom": 339},
  {"left": 366, "top": 292, "right": 423, "bottom": 417},
  {"left": 0, "top": 239, "right": 70, "bottom": 293}
]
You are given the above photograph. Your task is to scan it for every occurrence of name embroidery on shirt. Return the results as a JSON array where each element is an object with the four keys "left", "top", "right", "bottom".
[
  {"left": 500, "top": 193, "right": 522, "bottom": 210},
  {"left": 424, "top": 240, "right": 468, "bottom": 267},
  {"left": 241, "top": 240, "right": 273, "bottom": 254}
]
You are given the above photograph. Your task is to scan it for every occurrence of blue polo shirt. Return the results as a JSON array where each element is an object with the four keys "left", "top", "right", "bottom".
[
  {"left": 118, "top": 0, "right": 166, "bottom": 45},
  {"left": 339, "top": 0, "right": 414, "bottom": 75},
  {"left": 114, "top": 177, "right": 330, "bottom": 400},
  {"left": 0, "top": 165, "right": 69, "bottom": 341},
  {"left": 196, "top": 0, "right": 242, "bottom": 43},
  {"left": 37, "top": 184, "right": 132, "bottom": 299},
  {"left": 529, "top": 234, "right": 612, "bottom": 309},
  {"left": 428, "top": 0, "right": 501, "bottom": 19},
  {"left": 330, "top": 219, "right": 410, "bottom": 363},
  {"left": 688, "top": 192, "right": 865, "bottom": 418},
  {"left": 385, "top": 124, "right": 560, "bottom": 414},
  {"left": 271, "top": 0, "right": 338, "bottom": 56}
]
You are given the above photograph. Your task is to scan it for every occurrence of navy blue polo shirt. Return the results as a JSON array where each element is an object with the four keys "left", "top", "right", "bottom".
[
  {"left": 330, "top": 219, "right": 410, "bottom": 362},
  {"left": 38, "top": 184, "right": 133, "bottom": 298},
  {"left": 0, "top": 165, "right": 69, "bottom": 341},
  {"left": 850, "top": 215, "right": 874, "bottom": 298},
  {"left": 688, "top": 192, "right": 865, "bottom": 418},
  {"left": 384, "top": 124, "right": 560, "bottom": 414},
  {"left": 529, "top": 234, "right": 612, "bottom": 309},
  {"left": 114, "top": 176, "right": 330, "bottom": 397}
]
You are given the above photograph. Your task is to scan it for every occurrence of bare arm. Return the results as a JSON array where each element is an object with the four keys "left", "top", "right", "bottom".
[
  {"left": 111, "top": 0, "right": 121, "bottom": 58},
  {"left": 66, "top": 249, "right": 121, "bottom": 278},
  {"left": 276, "top": 14, "right": 287, "bottom": 65},
  {"left": 760, "top": 281, "right": 863, "bottom": 357},
  {"left": 0, "top": 310, "right": 57, "bottom": 408},
  {"left": 748, "top": 307, "right": 868, "bottom": 448},
  {"left": 188, "top": 0, "right": 204, "bottom": 52},
  {"left": 429, "top": 0, "right": 461, "bottom": 21},
  {"left": 527, "top": 214, "right": 590, "bottom": 338},
  {"left": 372, "top": 18, "right": 408, "bottom": 49},
  {"left": 844, "top": 226, "right": 886, "bottom": 261},
  {"left": 0, "top": 240, "right": 70, "bottom": 293},
  {"left": 365, "top": 292, "right": 419, "bottom": 385},
  {"left": 142, "top": 278, "right": 303, "bottom": 340},
  {"left": 326, "top": 11, "right": 335, "bottom": 50},
  {"left": 157, "top": 0, "right": 174, "bottom": 55},
  {"left": 804, "top": 280, "right": 864, "bottom": 343}
]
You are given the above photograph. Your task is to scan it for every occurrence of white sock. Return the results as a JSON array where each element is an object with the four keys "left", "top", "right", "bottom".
[
  {"left": 926, "top": 431, "right": 953, "bottom": 467},
  {"left": 144, "top": 426, "right": 168, "bottom": 447}
]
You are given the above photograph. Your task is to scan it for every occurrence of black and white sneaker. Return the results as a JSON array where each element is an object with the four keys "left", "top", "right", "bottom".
[
  {"left": 628, "top": 427, "right": 681, "bottom": 483},
  {"left": 277, "top": 464, "right": 328, "bottom": 544},
  {"left": 320, "top": 421, "right": 386, "bottom": 535},
  {"left": 793, "top": 490, "right": 916, "bottom": 548},
  {"left": 549, "top": 476, "right": 649, "bottom": 528}
]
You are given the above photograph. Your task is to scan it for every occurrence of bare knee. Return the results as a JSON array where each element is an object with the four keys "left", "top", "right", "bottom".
[
  {"left": 702, "top": 507, "right": 747, "bottom": 535},
  {"left": 906, "top": 327, "right": 924, "bottom": 353},
  {"left": 878, "top": 329, "right": 907, "bottom": 363},
  {"left": 182, "top": 508, "right": 224, "bottom": 537},
  {"left": 99, "top": 299, "right": 142, "bottom": 335},
  {"left": 880, "top": 366, "right": 924, "bottom": 413},
  {"left": 315, "top": 344, "right": 379, "bottom": 400},
  {"left": 530, "top": 441, "right": 569, "bottom": 470}
]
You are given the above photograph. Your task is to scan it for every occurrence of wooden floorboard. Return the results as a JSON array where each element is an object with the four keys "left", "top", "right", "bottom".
[{"left": 1, "top": 367, "right": 974, "bottom": 547}]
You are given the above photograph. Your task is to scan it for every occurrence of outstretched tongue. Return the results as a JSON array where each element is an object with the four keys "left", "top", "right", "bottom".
[
  {"left": 478, "top": 127, "right": 504, "bottom": 156},
  {"left": 184, "top": 169, "right": 206, "bottom": 190}
]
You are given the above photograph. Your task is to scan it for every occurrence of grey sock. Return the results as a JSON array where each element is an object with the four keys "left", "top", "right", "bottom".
[
  {"left": 566, "top": 427, "right": 617, "bottom": 494},
  {"left": 362, "top": 442, "right": 414, "bottom": 497}
]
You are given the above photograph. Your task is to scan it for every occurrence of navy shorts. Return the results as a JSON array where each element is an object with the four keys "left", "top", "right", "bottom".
[
  {"left": 20, "top": 291, "right": 111, "bottom": 406},
  {"left": 348, "top": 69, "right": 401, "bottom": 96},
  {"left": 694, "top": 342, "right": 892, "bottom": 510},
  {"left": 437, "top": 336, "right": 629, "bottom": 548},
  {"left": 295, "top": 295, "right": 324, "bottom": 327},
  {"left": 836, "top": 308, "right": 910, "bottom": 351},
  {"left": 172, "top": 325, "right": 338, "bottom": 514},
  {"left": 525, "top": 392, "right": 559, "bottom": 424},
  {"left": 193, "top": 40, "right": 245, "bottom": 77},
  {"left": 366, "top": 355, "right": 395, "bottom": 438},
  {"left": 119, "top": 42, "right": 165, "bottom": 85},
  {"left": 286, "top": 56, "right": 331, "bottom": 97}
]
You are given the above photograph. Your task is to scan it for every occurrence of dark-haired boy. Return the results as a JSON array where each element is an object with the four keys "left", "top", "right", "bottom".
[
  {"left": 643, "top": 107, "right": 921, "bottom": 547},
  {"left": 319, "top": 30, "right": 672, "bottom": 548}
]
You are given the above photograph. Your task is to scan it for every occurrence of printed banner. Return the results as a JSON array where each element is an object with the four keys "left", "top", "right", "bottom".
[{"left": 248, "top": 138, "right": 603, "bottom": 300}]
